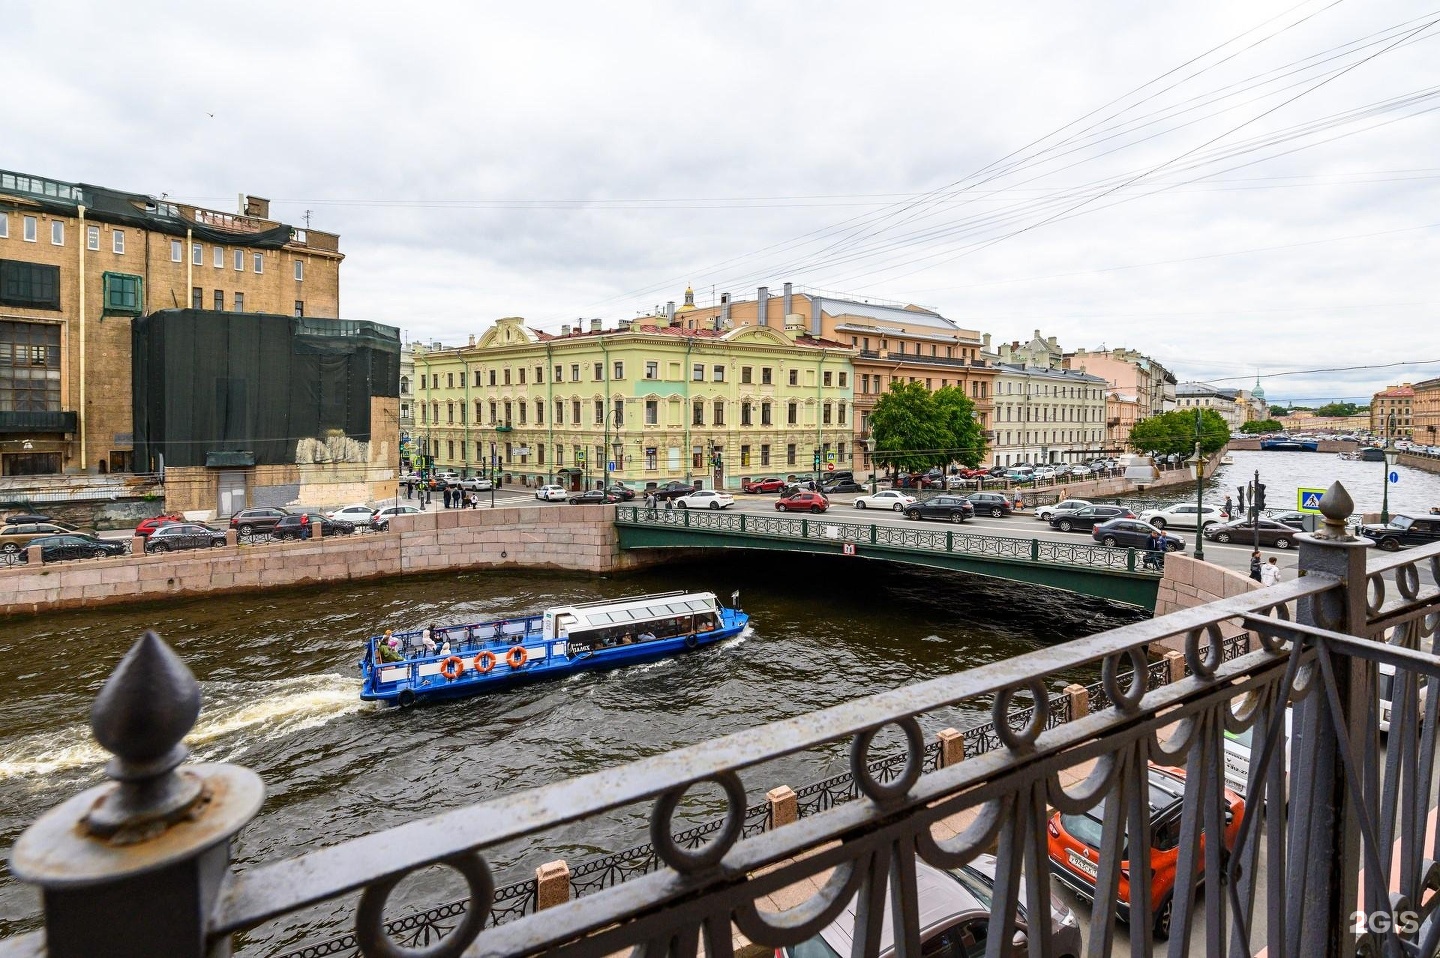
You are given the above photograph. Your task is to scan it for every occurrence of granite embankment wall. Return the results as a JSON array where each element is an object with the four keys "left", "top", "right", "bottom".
[
  {"left": 1400, "top": 450, "right": 1440, "bottom": 475},
  {"left": 0, "top": 506, "right": 654, "bottom": 618},
  {"left": 1151, "top": 554, "right": 1259, "bottom": 653}
]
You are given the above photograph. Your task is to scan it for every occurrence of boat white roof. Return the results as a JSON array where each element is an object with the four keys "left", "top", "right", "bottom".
[{"left": 558, "top": 592, "right": 717, "bottom": 629}]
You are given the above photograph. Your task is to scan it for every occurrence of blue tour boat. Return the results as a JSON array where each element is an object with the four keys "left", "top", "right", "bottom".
[
  {"left": 1260, "top": 434, "right": 1319, "bottom": 452},
  {"left": 359, "top": 590, "right": 748, "bottom": 706}
]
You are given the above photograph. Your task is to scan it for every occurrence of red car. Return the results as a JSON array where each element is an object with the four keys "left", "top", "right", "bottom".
[
  {"left": 776, "top": 491, "right": 829, "bottom": 513},
  {"left": 742, "top": 477, "right": 788, "bottom": 494},
  {"left": 1047, "top": 763, "right": 1245, "bottom": 939},
  {"left": 134, "top": 513, "right": 185, "bottom": 537}
]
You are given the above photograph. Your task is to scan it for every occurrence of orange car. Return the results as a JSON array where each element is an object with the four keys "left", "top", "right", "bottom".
[
  {"left": 1047, "top": 763, "right": 1245, "bottom": 939},
  {"left": 135, "top": 512, "right": 185, "bottom": 537}
]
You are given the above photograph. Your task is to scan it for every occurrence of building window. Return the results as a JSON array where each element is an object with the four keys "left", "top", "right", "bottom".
[
  {"left": 234, "top": 250, "right": 244, "bottom": 271},
  {"left": 645, "top": 399, "right": 658, "bottom": 425},
  {"left": 22, "top": 216, "right": 37, "bottom": 242},
  {"left": 762, "top": 367, "right": 773, "bottom": 385},
  {"left": 535, "top": 399, "right": 544, "bottom": 424},
  {"left": 191, "top": 287, "right": 203, "bottom": 309},
  {"left": 518, "top": 367, "right": 526, "bottom": 385},
  {"left": 789, "top": 369, "right": 798, "bottom": 386},
  {"left": 740, "top": 402, "right": 752, "bottom": 426},
  {"left": 294, "top": 260, "right": 304, "bottom": 281},
  {"left": 554, "top": 364, "right": 563, "bottom": 382},
  {"left": 490, "top": 401, "right": 497, "bottom": 424},
  {"left": 447, "top": 402, "right": 455, "bottom": 424},
  {"left": 787, "top": 443, "right": 797, "bottom": 466},
  {"left": 741, "top": 445, "right": 751, "bottom": 467},
  {"left": 693, "top": 446, "right": 704, "bottom": 469},
  {"left": 101, "top": 273, "right": 143, "bottom": 315},
  {"left": 761, "top": 402, "right": 772, "bottom": 426},
  {"left": 713, "top": 365, "right": 725, "bottom": 382},
  {"left": 838, "top": 402, "right": 847, "bottom": 425},
  {"left": 572, "top": 399, "right": 581, "bottom": 423},
  {"left": 839, "top": 372, "right": 848, "bottom": 388},
  {"left": 823, "top": 370, "right": 833, "bottom": 387},
  {"left": 169, "top": 239, "right": 182, "bottom": 262},
  {"left": 0, "top": 261, "right": 61, "bottom": 310},
  {"left": 294, "top": 301, "right": 304, "bottom": 317},
  {"left": 230, "top": 290, "right": 243, "bottom": 313},
  {"left": 47, "top": 221, "right": 64, "bottom": 246},
  {"left": 0, "top": 320, "right": 62, "bottom": 413},
  {"left": 692, "top": 363, "right": 704, "bottom": 381},
  {"left": 554, "top": 399, "right": 564, "bottom": 424},
  {"left": 253, "top": 253, "right": 264, "bottom": 273},
  {"left": 646, "top": 447, "right": 658, "bottom": 470},
  {"left": 823, "top": 403, "right": 832, "bottom": 425},
  {"left": 613, "top": 361, "right": 624, "bottom": 380},
  {"left": 713, "top": 400, "right": 725, "bottom": 426},
  {"left": 535, "top": 366, "right": 544, "bottom": 384},
  {"left": 571, "top": 364, "right": 580, "bottom": 382},
  {"left": 613, "top": 399, "right": 624, "bottom": 427},
  {"left": 0, "top": 215, "right": 7, "bottom": 239},
  {"left": 85, "top": 226, "right": 102, "bottom": 251},
  {"left": 645, "top": 361, "right": 658, "bottom": 379},
  {"left": 692, "top": 399, "right": 705, "bottom": 425},
  {"left": 214, "top": 247, "right": 224, "bottom": 268},
  {"left": 488, "top": 369, "right": 497, "bottom": 386},
  {"left": 593, "top": 362, "right": 603, "bottom": 381},
  {"left": 787, "top": 402, "right": 798, "bottom": 425},
  {"left": 474, "top": 399, "right": 483, "bottom": 423},
  {"left": 760, "top": 444, "right": 771, "bottom": 466},
  {"left": 741, "top": 366, "right": 753, "bottom": 384},
  {"left": 595, "top": 399, "right": 604, "bottom": 425},
  {"left": 193, "top": 244, "right": 203, "bottom": 265},
  {"left": 447, "top": 440, "right": 455, "bottom": 460},
  {"left": 213, "top": 290, "right": 224, "bottom": 311}
]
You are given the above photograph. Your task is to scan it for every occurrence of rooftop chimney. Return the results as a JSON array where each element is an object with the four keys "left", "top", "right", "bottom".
[
  {"left": 468, "top": 334, "right": 476, "bottom": 347},
  {"left": 619, "top": 318, "right": 632, "bottom": 331},
  {"left": 561, "top": 324, "right": 571, "bottom": 336},
  {"left": 983, "top": 332, "right": 992, "bottom": 349},
  {"left": 244, "top": 195, "right": 270, "bottom": 219},
  {"left": 811, "top": 295, "right": 823, "bottom": 337},
  {"left": 721, "top": 292, "right": 731, "bottom": 325},
  {"left": 1048, "top": 336, "right": 1058, "bottom": 349},
  {"left": 666, "top": 301, "right": 676, "bottom": 323},
  {"left": 757, "top": 286, "right": 770, "bottom": 327},
  {"left": 783, "top": 282, "right": 792, "bottom": 317},
  {"left": 590, "top": 318, "right": 602, "bottom": 333}
]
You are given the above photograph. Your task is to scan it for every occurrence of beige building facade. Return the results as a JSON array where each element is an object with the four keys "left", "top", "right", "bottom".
[
  {"left": 1064, "top": 346, "right": 1176, "bottom": 420},
  {"left": 1412, "top": 377, "right": 1440, "bottom": 446},
  {"left": 1371, "top": 384, "right": 1415, "bottom": 439}
]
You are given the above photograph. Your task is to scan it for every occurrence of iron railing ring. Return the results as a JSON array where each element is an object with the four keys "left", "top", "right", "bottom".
[
  {"left": 649, "top": 771, "right": 747, "bottom": 872},
  {"left": 1101, "top": 647, "right": 1149, "bottom": 711},
  {"left": 1397, "top": 562, "right": 1421, "bottom": 601},
  {"left": 732, "top": 857, "right": 866, "bottom": 945},
  {"left": 1185, "top": 623, "right": 1225, "bottom": 679},
  {"left": 355, "top": 851, "right": 493, "bottom": 958},
  {"left": 1253, "top": 602, "right": 1293, "bottom": 653},
  {"left": 1047, "top": 752, "right": 1123, "bottom": 814},
  {"left": 1315, "top": 585, "right": 1346, "bottom": 632},
  {"left": 849, "top": 717, "right": 925, "bottom": 803},
  {"left": 992, "top": 679, "right": 1049, "bottom": 751},
  {"left": 917, "top": 797, "right": 1008, "bottom": 866},
  {"left": 1368, "top": 573, "right": 1387, "bottom": 617}
]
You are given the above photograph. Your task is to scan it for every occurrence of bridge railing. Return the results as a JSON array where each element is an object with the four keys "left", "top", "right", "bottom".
[
  {"left": 5, "top": 482, "right": 1438, "bottom": 958},
  {"left": 615, "top": 504, "right": 1158, "bottom": 575}
]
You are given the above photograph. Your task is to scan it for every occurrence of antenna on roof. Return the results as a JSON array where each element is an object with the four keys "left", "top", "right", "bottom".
[{"left": 304, "top": 210, "right": 313, "bottom": 228}]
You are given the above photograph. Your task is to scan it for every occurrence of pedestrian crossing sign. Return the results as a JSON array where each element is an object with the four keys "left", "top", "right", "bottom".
[{"left": 1297, "top": 486, "right": 1326, "bottom": 513}]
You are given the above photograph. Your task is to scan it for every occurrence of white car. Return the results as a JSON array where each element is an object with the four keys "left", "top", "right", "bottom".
[
  {"left": 459, "top": 476, "right": 494, "bottom": 491},
  {"left": 1137, "top": 503, "right": 1228, "bottom": 531},
  {"left": 853, "top": 490, "right": 918, "bottom": 512},
  {"left": 1032, "top": 466, "right": 1057, "bottom": 481},
  {"left": 675, "top": 490, "right": 734, "bottom": 510},
  {"left": 1035, "top": 499, "right": 1092, "bottom": 521},
  {"left": 373, "top": 504, "right": 422, "bottom": 519},
  {"left": 326, "top": 504, "right": 377, "bottom": 526},
  {"left": 536, "top": 485, "right": 568, "bottom": 502}
]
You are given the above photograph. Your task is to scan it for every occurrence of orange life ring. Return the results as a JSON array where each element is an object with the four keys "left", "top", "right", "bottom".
[
  {"left": 473, "top": 650, "right": 497, "bottom": 674},
  {"left": 505, "top": 645, "right": 528, "bottom": 669},
  {"left": 440, "top": 655, "right": 465, "bottom": 680}
]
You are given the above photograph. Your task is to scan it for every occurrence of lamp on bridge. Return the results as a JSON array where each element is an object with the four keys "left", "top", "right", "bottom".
[{"left": 1382, "top": 415, "right": 1398, "bottom": 525}]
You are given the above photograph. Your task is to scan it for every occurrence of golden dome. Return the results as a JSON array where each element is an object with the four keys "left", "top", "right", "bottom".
[{"left": 677, "top": 285, "right": 697, "bottom": 312}]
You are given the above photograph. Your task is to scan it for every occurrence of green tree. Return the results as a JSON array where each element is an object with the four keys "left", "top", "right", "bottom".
[
  {"left": 1314, "top": 402, "right": 1360, "bottom": 417},
  {"left": 1240, "top": 419, "right": 1284, "bottom": 434},
  {"left": 1128, "top": 409, "right": 1229, "bottom": 456},
  {"left": 869, "top": 381, "right": 986, "bottom": 473}
]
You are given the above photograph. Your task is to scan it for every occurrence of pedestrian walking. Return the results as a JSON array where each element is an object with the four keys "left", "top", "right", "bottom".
[
  {"left": 645, "top": 491, "right": 657, "bottom": 512},
  {"left": 1144, "top": 530, "right": 1165, "bottom": 571},
  {"left": 1249, "top": 550, "right": 1262, "bottom": 582},
  {"left": 1224, "top": 495, "right": 1233, "bottom": 520},
  {"left": 299, "top": 514, "right": 311, "bottom": 541},
  {"left": 1261, "top": 556, "right": 1281, "bottom": 587}
]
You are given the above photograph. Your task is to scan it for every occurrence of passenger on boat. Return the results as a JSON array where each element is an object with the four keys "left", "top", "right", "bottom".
[
  {"left": 420, "top": 629, "right": 437, "bottom": 656},
  {"left": 439, "top": 639, "right": 452, "bottom": 655},
  {"left": 620, "top": 632, "right": 635, "bottom": 645},
  {"left": 377, "top": 639, "right": 405, "bottom": 663},
  {"left": 638, "top": 630, "right": 656, "bottom": 642}
]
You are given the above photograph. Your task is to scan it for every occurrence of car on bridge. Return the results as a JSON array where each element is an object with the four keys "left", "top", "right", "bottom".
[
  {"left": 1091, "top": 518, "right": 1184, "bottom": 552},
  {"left": 1203, "top": 518, "right": 1298, "bottom": 549},
  {"left": 776, "top": 491, "right": 828, "bottom": 513},
  {"left": 1360, "top": 514, "right": 1440, "bottom": 552},
  {"left": 1137, "top": 503, "right": 1227, "bottom": 531},
  {"left": 903, "top": 495, "right": 975, "bottom": 524},
  {"left": 853, "top": 490, "right": 917, "bottom": 512},
  {"left": 964, "top": 492, "right": 1014, "bottom": 517},
  {"left": 675, "top": 489, "right": 734, "bottom": 510},
  {"left": 741, "top": 477, "right": 787, "bottom": 494},
  {"left": 1034, "top": 499, "right": 1092, "bottom": 522},
  {"left": 1049, "top": 504, "right": 1133, "bottom": 533}
]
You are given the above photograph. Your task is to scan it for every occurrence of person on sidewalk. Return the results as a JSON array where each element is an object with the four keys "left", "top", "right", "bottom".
[
  {"left": 1260, "top": 556, "right": 1281, "bottom": 586},
  {"left": 1224, "top": 495, "right": 1234, "bottom": 520},
  {"left": 1249, "top": 550, "right": 1263, "bottom": 582}
]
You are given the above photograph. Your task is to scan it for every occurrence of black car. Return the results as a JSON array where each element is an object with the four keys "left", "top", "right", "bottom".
[
  {"left": 650, "top": 481, "right": 696, "bottom": 502},
  {"left": 903, "top": 495, "right": 975, "bottom": 524},
  {"left": 1049, "top": 504, "right": 1134, "bottom": 533},
  {"left": 820, "top": 480, "right": 865, "bottom": 494},
  {"left": 1360, "top": 514, "right": 1440, "bottom": 552},
  {"left": 569, "top": 490, "right": 621, "bottom": 505},
  {"left": 1267, "top": 510, "right": 1309, "bottom": 530},
  {"left": 1091, "top": 518, "right": 1185, "bottom": 551},
  {"left": 22, "top": 533, "right": 129, "bottom": 563},
  {"left": 1203, "top": 518, "right": 1298, "bottom": 549},
  {"left": 229, "top": 507, "right": 292, "bottom": 536},
  {"left": 964, "top": 492, "right": 1014, "bottom": 518},
  {"left": 271, "top": 513, "right": 355, "bottom": 540},
  {"left": 604, "top": 484, "right": 637, "bottom": 501},
  {"left": 145, "top": 523, "right": 229, "bottom": 553}
]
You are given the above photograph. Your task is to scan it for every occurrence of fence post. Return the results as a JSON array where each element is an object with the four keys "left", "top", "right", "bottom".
[
  {"left": 1287, "top": 481, "right": 1370, "bottom": 956},
  {"left": 26, "top": 544, "right": 41, "bottom": 565},
  {"left": 225, "top": 529, "right": 239, "bottom": 547},
  {"left": 535, "top": 860, "right": 571, "bottom": 910},
  {"left": 1063, "top": 683, "right": 1089, "bottom": 721},
  {"left": 1165, "top": 650, "right": 1185, "bottom": 684},
  {"left": 131, "top": 535, "right": 146, "bottom": 557},
  {"left": 1031, "top": 538, "right": 1040, "bottom": 561},
  {"left": 1127, "top": 547, "right": 1136, "bottom": 572},
  {"left": 739, "top": 513, "right": 747, "bottom": 534},
  {"left": 766, "top": 785, "right": 798, "bottom": 828},
  {"left": 8, "top": 631, "right": 263, "bottom": 958},
  {"left": 936, "top": 728, "right": 965, "bottom": 767}
]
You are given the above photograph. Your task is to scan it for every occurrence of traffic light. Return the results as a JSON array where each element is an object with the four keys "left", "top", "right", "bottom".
[
  {"left": 812, "top": 450, "right": 822, "bottom": 470},
  {"left": 1254, "top": 483, "right": 1267, "bottom": 511}
]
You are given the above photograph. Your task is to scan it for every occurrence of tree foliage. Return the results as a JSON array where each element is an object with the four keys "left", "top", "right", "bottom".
[
  {"left": 1240, "top": 419, "right": 1284, "bottom": 434},
  {"left": 869, "top": 381, "right": 986, "bottom": 472},
  {"left": 1314, "top": 402, "right": 1362, "bottom": 417},
  {"left": 1128, "top": 409, "right": 1230, "bottom": 456}
]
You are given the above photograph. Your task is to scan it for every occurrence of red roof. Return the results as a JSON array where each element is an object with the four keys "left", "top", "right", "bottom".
[{"left": 531, "top": 322, "right": 850, "bottom": 349}]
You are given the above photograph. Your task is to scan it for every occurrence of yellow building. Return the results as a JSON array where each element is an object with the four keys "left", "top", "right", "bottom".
[
  {"left": 1371, "top": 384, "right": 1415, "bottom": 439},
  {"left": 412, "top": 312, "right": 856, "bottom": 491}
]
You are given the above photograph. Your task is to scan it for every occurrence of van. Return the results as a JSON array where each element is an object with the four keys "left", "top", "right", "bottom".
[
  {"left": 1378, "top": 662, "right": 1427, "bottom": 734},
  {"left": 1223, "top": 707, "right": 1292, "bottom": 799}
]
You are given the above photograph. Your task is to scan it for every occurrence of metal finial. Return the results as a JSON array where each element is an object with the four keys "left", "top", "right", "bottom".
[
  {"left": 84, "top": 631, "right": 204, "bottom": 838},
  {"left": 1317, "top": 481, "right": 1354, "bottom": 540}
]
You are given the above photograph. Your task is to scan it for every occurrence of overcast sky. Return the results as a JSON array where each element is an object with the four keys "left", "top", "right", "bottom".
[{"left": 5, "top": 0, "right": 1438, "bottom": 407}]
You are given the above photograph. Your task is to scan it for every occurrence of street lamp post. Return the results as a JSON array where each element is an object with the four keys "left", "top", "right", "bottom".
[
  {"left": 1381, "top": 415, "right": 1398, "bottom": 524},
  {"left": 1189, "top": 408, "right": 1206, "bottom": 560}
]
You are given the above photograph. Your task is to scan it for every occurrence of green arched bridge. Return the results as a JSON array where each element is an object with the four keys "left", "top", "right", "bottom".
[{"left": 613, "top": 506, "right": 1162, "bottom": 608}]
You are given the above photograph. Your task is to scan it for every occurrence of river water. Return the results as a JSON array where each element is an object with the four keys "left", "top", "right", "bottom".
[{"left": 0, "top": 552, "right": 1148, "bottom": 952}]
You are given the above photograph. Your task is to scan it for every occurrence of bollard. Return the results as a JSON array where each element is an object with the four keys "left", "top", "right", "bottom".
[
  {"left": 936, "top": 728, "right": 965, "bottom": 767},
  {"left": 1063, "top": 683, "right": 1090, "bottom": 721},
  {"left": 26, "top": 543, "right": 41, "bottom": 565},
  {"left": 312, "top": 520, "right": 324, "bottom": 541},
  {"left": 131, "top": 536, "right": 146, "bottom": 557},
  {"left": 225, "top": 529, "right": 238, "bottom": 547},
  {"left": 766, "top": 785, "right": 798, "bottom": 828},
  {"left": 1165, "top": 649, "right": 1185, "bottom": 684},
  {"left": 535, "top": 859, "right": 571, "bottom": 910},
  {"left": 8, "top": 631, "right": 263, "bottom": 958}
]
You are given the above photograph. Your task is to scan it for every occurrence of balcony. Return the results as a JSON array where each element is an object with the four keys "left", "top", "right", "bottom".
[
  {"left": 0, "top": 410, "right": 77, "bottom": 434},
  {"left": 4, "top": 484, "right": 1439, "bottom": 958}
]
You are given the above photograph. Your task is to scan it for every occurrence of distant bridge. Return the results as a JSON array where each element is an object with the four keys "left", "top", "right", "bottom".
[{"left": 613, "top": 506, "right": 1161, "bottom": 608}]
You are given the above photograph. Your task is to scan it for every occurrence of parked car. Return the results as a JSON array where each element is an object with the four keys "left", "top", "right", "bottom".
[
  {"left": 536, "top": 484, "right": 569, "bottom": 502},
  {"left": 21, "top": 533, "right": 129, "bottom": 563},
  {"left": 2, "top": 513, "right": 53, "bottom": 526},
  {"left": 1360, "top": 514, "right": 1440, "bottom": 552},
  {"left": 1267, "top": 510, "right": 1310, "bottom": 530},
  {"left": 1091, "top": 517, "right": 1185, "bottom": 552},
  {"left": 651, "top": 481, "right": 697, "bottom": 502},
  {"left": 1067, "top": 464, "right": 1093, "bottom": 478},
  {"left": 853, "top": 490, "right": 917, "bottom": 512},
  {"left": 272, "top": 513, "right": 355, "bottom": 540},
  {"left": 0, "top": 522, "right": 88, "bottom": 554},
  {"left": 326, "top": 504, "right": 378, "bottom": 526},
  {"left": 904, "top": 495, "right": 975, "bottom": 524},
  {"left": 965, "top": 492, "right": 1014, "bottom": 518},
  {"left": 229, "top": 507, "right": 292, "bottom": 537},
  {"left": 1203, "top": 518, "right": 1298, "bottom": 549},
  {"left": 458, "top": 476, "right": 494, "bottom": 492},
  {"left": 604, "top": 483, "right": 637, "bottom": 501},
  {"left": 1032, "top": 466, "right": 1057, "bottom": 481},
  {"left": 1224, "top": 707, "right": 1293, "bottom": 799},
  {"left": 1048, "top": 763, "right": 1245, "bottom": 939},
  {"left": 1049, "top": 504, "right": 1133, "bottom": 533},
  {"left": 1034, "top": 499, "right": 1092, "bottom": 522},
  {"left": 741, "top": 476, "right": 787, "bottom": 494},
  {"left": 1137, "top": 503, "right": 1227, "bottom": 531},
  {"left": 778, "top": 856, "right": 1081, "bottom": 958},
  {"left": 819, "top": 479, "right": 864, "bottom": 494},
  {"left": 776, "top": 491, "right": 829, "bottom": 513},
  {"left": 134, "top": 513, "right": 186, "bottom": 538},
  {"left": 568, "top": 490, "right": 621, "bottom": 505},
  {"left": 145, "top": 523, "right": 228, "bottom": 553},
  {"left": 373, "top": 504, "right": 423, "bottom": 520},
  {"left": 675, "top": 490, "right": 734, "bottom": 510}
]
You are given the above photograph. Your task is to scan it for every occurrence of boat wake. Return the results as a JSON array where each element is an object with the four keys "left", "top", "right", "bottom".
[{"left": 0, "top": 673, "right": 368, "bottom": 781}]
